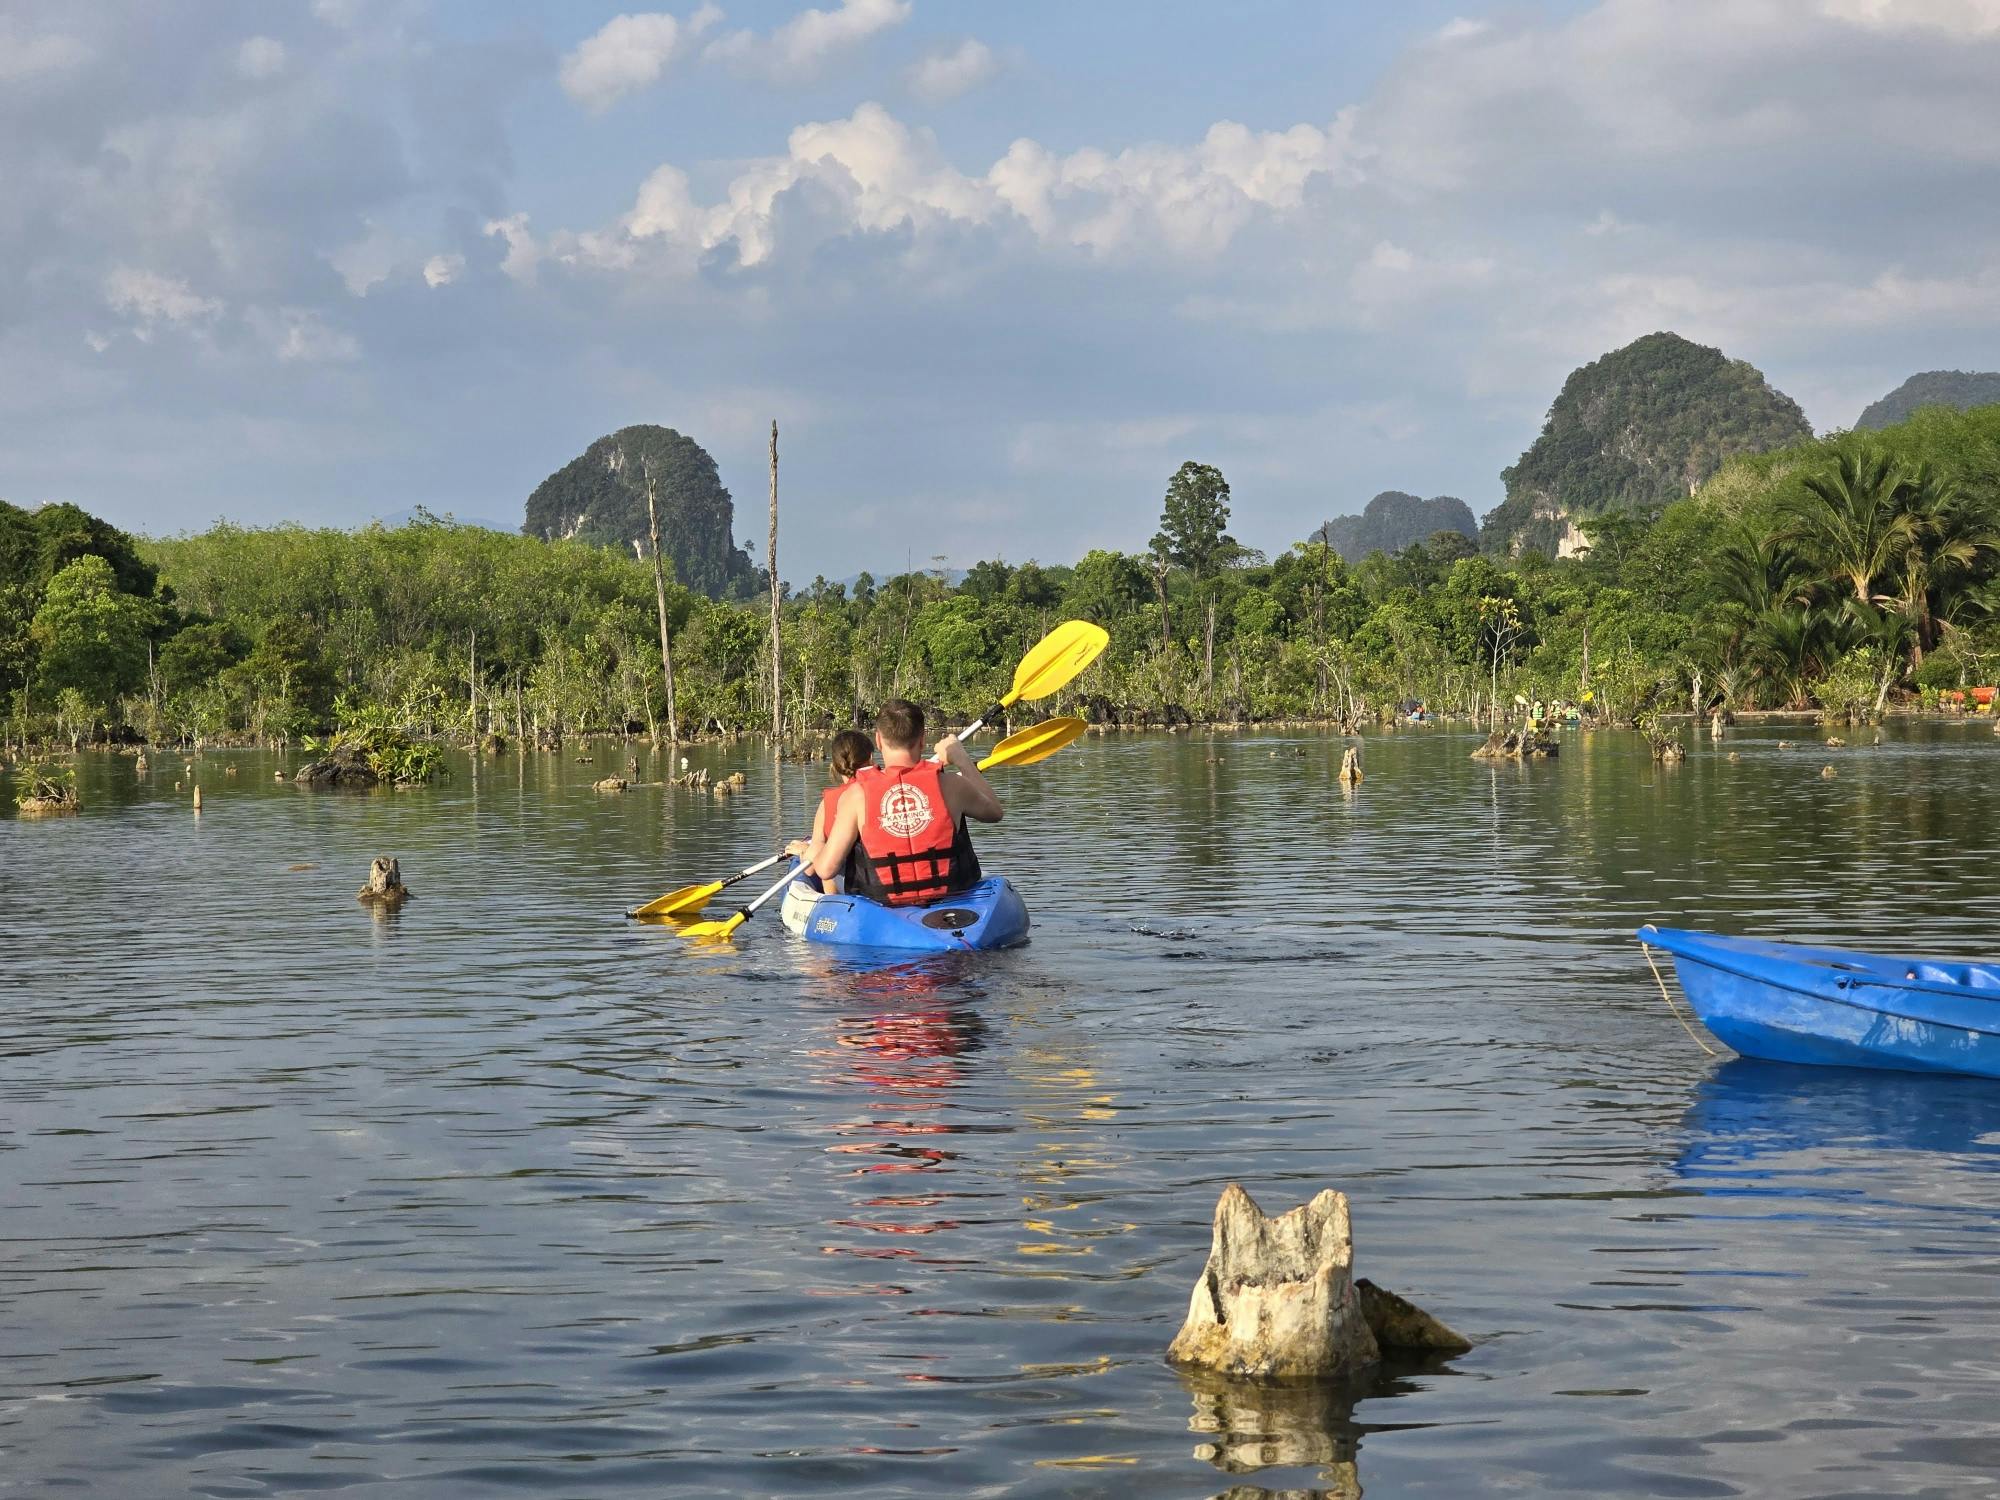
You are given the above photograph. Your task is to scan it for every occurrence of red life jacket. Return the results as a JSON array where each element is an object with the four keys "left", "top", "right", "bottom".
[
  {"left": 846, "top": 761, "right": 979, "bottom": 906},
  {"left": 817, "top": 783, "right": 845, "bottom": 842}
]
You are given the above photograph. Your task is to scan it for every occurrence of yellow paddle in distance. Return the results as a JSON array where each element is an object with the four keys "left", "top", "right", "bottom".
[
  {"left": 956, "top": 619, "right": 1108, "bottom": 741},
  {"left": 628, "top": 849, "right": 790, "bottom": 920},
  {"left": 678, "top": 861, "right": 804, "bottom": 941}
]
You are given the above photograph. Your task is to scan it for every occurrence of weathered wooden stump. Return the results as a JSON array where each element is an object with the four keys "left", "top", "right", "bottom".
[
  {"left": 593, "top": 776, "right": 629, "bottom": 792},
  {"left": 1337, "top": 747, "right": 1362, "bottom": 786},
  {"left": 356, "top": 856, "right": 413, "bottom": 907},
  {"left": 1167, "top": 1184, "right": 1467, "bottom": 1380}
]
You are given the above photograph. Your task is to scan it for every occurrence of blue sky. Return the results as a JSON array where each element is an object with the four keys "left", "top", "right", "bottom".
[{"left": 4, "top": 0, "right": 1998, "bottom": 579}]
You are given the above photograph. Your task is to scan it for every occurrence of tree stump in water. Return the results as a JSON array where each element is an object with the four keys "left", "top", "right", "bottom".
[
  {"left": 1167, "top": 1184, "right": 1468, "bottom": 1380},
  {"left": 1337, "top": 746, "right": 1363, "bottom": 786},
  {"left": 356, "top": 856, "right": 413, "bottom": 907},
  {"left": 593, "top": 776, "right": 629, "bottom": 792}
]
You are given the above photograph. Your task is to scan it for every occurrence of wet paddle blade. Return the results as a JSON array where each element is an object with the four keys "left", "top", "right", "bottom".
[
  {"left": 628, "top": 881, "right": 721, "bottom": 919},
  {"left": 679, "top": 910, "right": 747, "bottom": 940},
  {"left": 1004, "top": 621, "right": 1109, "bottom": 707},
  {"left": 979, "top": 716, "right": 1088, "bottom": 771}
]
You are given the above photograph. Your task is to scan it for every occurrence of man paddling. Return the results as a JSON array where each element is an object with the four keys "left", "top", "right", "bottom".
[{"left": 813, "top": 698, "right": 1001, "bottom": 905}]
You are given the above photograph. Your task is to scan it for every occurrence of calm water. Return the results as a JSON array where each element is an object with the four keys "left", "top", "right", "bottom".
[{"left": 6, "top": 722, "right": 2000, "bottom": 1498}]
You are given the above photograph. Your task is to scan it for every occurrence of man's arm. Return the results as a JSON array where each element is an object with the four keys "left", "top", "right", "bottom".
[
  {"left": 813, "top": 783, "right": 863, "bottom": 882},
  {"left": 934, "top": 734, "right": 1003, "bottom": 823}
]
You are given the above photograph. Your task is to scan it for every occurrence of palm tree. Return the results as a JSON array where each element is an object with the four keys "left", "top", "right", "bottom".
[
  {"left": 1781, "top": 449, "right": 1917, "bottom": 606},
  {"left": 1744, "top": 604, "right": 1821, "bottom": 709},
  {"left": 1709, "top": 525, "right": 1809, "bottom": 615},
  {"left": 1890, "top": 465, "right": 2000, "bottom": 667}
]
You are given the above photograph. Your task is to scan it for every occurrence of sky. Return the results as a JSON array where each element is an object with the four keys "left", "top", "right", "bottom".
[{"left": 5, "top": 0, "right": 2000, "bottom": 580}]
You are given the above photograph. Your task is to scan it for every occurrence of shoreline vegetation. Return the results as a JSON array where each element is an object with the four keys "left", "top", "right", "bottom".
[{"left": 4, "top": 395, "right": 1999, "bottom": 769}]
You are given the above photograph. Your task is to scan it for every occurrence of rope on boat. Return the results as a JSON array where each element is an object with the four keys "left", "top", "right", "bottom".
[{"left": 1639, "top": 937, "right": 1718, "bottom": 1057}]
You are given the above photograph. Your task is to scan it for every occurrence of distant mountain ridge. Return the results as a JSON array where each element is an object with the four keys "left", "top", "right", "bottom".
[
  {"left": 1856, "top": 370, "right": 2000, "bottom": 431},
  {"left": 1480, "top": 331, "right": 1811, "bottom": 556},
  {"left": 1313, "top": 492, "right": 1476, "bottom": 562}
]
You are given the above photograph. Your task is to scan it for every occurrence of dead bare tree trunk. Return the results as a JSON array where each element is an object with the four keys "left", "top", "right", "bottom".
[
  {"left": 768, "top": 420, "right": 782, "bottom": 741},
  {"left": 642, "top": 458, "right": 679, "bottom": 744},
  {"left": 1203, "top": 588, "right": 1216, "bottom": 708},
  {"left": 468, "top": 630, "right": 477, "bottom": 741}
]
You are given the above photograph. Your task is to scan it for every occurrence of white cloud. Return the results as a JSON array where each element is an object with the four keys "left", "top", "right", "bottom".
[
  {"left": 327, "top": 223, "right": 402, "bottom": 296},
  {"left": 250, "top": 307, "right": 360, "bottom": 363},
  {"left": 1435, "top": 17, "right": 1491, "bottom": 42},
  {"left": 103, "top": 268, "right": 223, "bottom": 336},
  {"left": 526, "top": 104, "right": 1360, "bottom": 275},
  {"left": 485, "top": 213, "right": 542, "bottom": 281},
  {"left": 0, "top": 23, "right": 89, "bottom": 82},
  {"left": 236, "top": 36, "right": 287, "bottom": 79},
  {"left": 1821, "top": 0, "right": 2000, "bottom": 33},
  {"left": 706, "top": 0, "right": 910, "bottom": 82},
  {"left": 310, "top": 0, "right": 368, "bottom": 28},
  {"left": 423, "top": 253, "right": 464, "bottom": 287},
  {"left": 559, "top": 6, "right": 721, "bottom": 111},
  {"left": 906, "top": 39, "right": 999, "bottom": 103}
]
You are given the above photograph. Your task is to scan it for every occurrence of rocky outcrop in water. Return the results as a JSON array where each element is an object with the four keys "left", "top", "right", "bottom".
[
  {"left": 1471, "top": 730, "right": 1557, "bottom": 761},
  {"left": 295, "top": 745, "right": 379, "bottom": 788},
  {"left": 1167, "top": 1184, "right": 1468, "bottom": 1380}
]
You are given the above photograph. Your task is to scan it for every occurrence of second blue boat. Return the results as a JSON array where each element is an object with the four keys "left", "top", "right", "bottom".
[{"left": 1638, "top": 924, "right": 2000, "bottom": 1079}]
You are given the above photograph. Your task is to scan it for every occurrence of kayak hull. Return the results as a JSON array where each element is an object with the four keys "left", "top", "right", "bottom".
[
  {"left": 1638, "top": 924, "right": 2000, "bottom": 1079},
  {"left": 783, "top": 877, "right": 1030, "bottom": 952}
]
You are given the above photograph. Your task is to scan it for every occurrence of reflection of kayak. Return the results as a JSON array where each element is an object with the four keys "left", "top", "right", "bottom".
[
  {"left": 782, "top": 877, "right": 1030, "bottom": 952},
  {"left": 1678, "top": 1057, "right": 2000, "bottom": 1186},
  {"left": 1639, "top": 925, "right": 2000, "bottom": 1078}
]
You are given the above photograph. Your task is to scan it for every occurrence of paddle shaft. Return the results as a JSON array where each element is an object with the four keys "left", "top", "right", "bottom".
[
  {"left": 631, "top": 848, "right": 789, "bottom": 918},
  {"left": 724, "top": 850, "right": 790, "bottom": 888},
  {"left": 731, "top": 861, "right": 805, "bottom": 924}
]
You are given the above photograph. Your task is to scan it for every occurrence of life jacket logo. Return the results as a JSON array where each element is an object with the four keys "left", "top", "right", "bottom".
[{"left": 878, "top": 783, "right": 933, "bottom": 839}]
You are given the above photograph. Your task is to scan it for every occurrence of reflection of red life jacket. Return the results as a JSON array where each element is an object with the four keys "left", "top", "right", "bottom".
[{"left": 846, "top": 761, "right": 979, "bottom": 906}]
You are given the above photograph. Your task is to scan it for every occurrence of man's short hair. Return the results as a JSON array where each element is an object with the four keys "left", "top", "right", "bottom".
[{"left": 875, "top": 698, "right": 925, "bottom": 752}]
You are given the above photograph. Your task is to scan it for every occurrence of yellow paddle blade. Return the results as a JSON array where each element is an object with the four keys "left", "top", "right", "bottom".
[
  {"left": 1003, "top": 620, "right": 1110, "bottom": 707},
  {"left": 979, "top": 716, "right": 1088, "bottom": 771},
  {"left": 678, "top": 910, "right": 747, "bottom": 941},
  {"left": 628, "top": 881, "right": 722, "bottom": 919}
]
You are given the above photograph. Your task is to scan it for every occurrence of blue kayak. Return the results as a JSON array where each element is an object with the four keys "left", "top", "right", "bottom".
[
  {"left": 1638, "top": 924, "right": 2000, "bottom": 1078},
  {"left": 783, "top": 877, "right": 1030, "bottom": 952}
]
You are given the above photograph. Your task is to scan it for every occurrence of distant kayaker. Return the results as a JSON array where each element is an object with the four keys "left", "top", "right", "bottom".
[
  {"left": 787, "top": 728, "right": 874, "bottom": 889},
  {"left": 812, "top": 698, "right": 1001, "bottom": 906}
]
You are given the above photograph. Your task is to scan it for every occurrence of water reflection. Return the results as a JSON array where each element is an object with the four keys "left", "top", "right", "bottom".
[
  {"left": 1182, "top": 1356, "right": 1453, "bottom": 1500},
  {"left": 1677, "top": 1058, "right": 2000, "bottom": 1193},
  {"left": 809, "top": 968, "right": 987, "bottom": 1263}
]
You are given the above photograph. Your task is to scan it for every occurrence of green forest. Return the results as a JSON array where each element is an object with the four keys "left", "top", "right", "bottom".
[{"left": 4, "top": 390, "right": 2000, "bottom": 755}]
